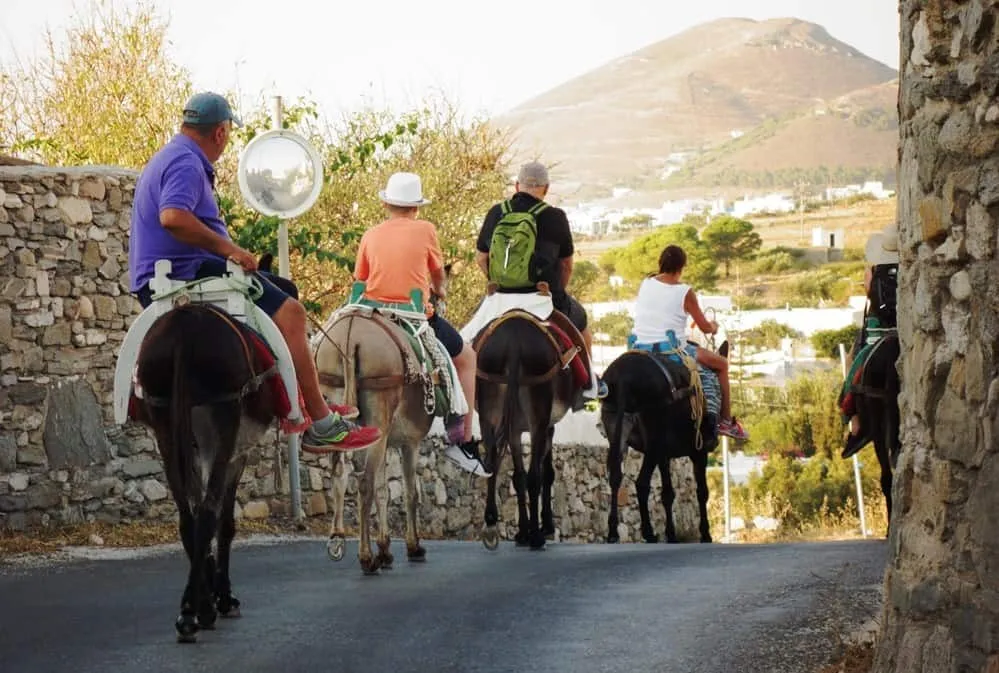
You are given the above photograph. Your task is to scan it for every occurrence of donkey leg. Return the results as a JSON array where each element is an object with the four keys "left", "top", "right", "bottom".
[
  {"left": 480, "top": 420, "right": 502, "bottom": 550},
  {"left": 875, "top": 433, "right": 894, "bottom": 535},
  {"left": 527, "top": 426, "right": 548, "bottom": 550},
  {"left": 401, "top": 443, "right": 425, "bottom": 561},
  {"left": 215, "top": 461, "right": 244, "bottom": 618},
  {"left": 374, "top": 448, "right": 393, "bottom": 570},
  {"left": 636, "top": 453, "right": 658, "bottom": 543},
  {"left": 541, "top": 427, "right": 557, "bottom": 539},
  {"left": 326, "top": 454, "right": 348, "bottom": 562},
  {"left": 606, "top": 446, "right": 624, "bottom": 544},
  {"left": 511, "top": 435, "right": 530, "bottom": 547},
  {"left": 660, "top": 457, "right": 679, "bottom": 544},
  {"left": 692, "top": 451, "right": 713, "bottom": 543},
  {"left": 358, "top": 439, "right": 387, "bottom": 575}
]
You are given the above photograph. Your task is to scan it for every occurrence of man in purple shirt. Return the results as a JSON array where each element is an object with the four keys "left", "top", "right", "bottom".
[{"left": 129, "top": 91, "right": 381, "bottom": 452}]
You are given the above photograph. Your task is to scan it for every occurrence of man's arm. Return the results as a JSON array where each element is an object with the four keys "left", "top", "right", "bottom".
[
  {"left": 559, "top": 255, "right": 573, "bottom": 288},
  {"left": 158, "top": 159, "right": 252, "bottom": 267},
  {"left": 160, "top": 208, "right": 240, "bottom": 258},
  {"left": 475, "top": 205, "right": 499, "bottom": 278}
]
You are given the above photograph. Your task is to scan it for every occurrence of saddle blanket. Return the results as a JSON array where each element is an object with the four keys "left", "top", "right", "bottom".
[
  {"left": 459, "top": 292, "right": 554, "bottom": 343},
  {"left": 129, "top": 323, "right": 297, "bottom": 428},
  {"left": 629, "top": 336, "right": 722, "bottom": 418},
  {"left": 460, "top": 292, "right": 599, "bottom": 397}
]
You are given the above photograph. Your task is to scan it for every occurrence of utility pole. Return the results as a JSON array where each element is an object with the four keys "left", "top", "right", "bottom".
[{"left": 795, "top": 180, "right": 810, "bottom": 246}]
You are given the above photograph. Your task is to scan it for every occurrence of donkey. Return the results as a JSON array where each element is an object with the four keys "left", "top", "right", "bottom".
[
  {"left": 312, "top": 308, "right": 439, "bottom": 574},
  {"left": 842, "top": 333, "right": 901, "bottom": 532},
  {"left": 599, "top": 341, "right": 729, "bottom": 544},
  {"left": 473, "top": 308, "right": 586, "bottom": 550},
  {"left": 134, "top": 303, "right": 278, "bottom": 642}
]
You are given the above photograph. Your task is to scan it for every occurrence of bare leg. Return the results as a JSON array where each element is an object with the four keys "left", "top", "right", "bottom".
[
  {"left": 271, "top": 299, "right": 330, "bottom": 421},
  {"left": 453, "top": 344, "right": 477, "bottom": 441},
  {"left": 581, "top": 327, "right": 593, "bottom": 359},
  {"left": 697, "top": 348, "right": 732, "bottom": 421}
]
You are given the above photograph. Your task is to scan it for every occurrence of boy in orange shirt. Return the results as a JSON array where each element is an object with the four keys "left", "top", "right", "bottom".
[{"left": 354, "top": 172, "right": 490, "bottom": 477}]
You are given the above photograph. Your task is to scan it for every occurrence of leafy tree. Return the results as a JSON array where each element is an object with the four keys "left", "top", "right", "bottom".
[
  {"left": 617, "top": 213, "right": 653, "bottom": 231},
  {"left": 2, "top": 0, "right": 193, "bottom": 166},
  {"left": 810, "top": 325, "right": 861, "bottom": 359},
  {"left": 738, "top": 319, "right": 801, "bottom": 351},
  {"left": 591, "top": 311, "right": 634, "bottom": 344},
  {"left": 567, "top": 259, "right": 601, "bottom": 302},
  {"left": 701, "top": 215, "right": 762, "bottom": 278},
  {"left": 600, "top": 224, "right": 718, "bottom": 290}
]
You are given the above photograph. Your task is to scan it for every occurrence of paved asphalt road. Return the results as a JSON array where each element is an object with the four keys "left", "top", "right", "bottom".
[{"left": 0, "top": 538, "right": 886, "bottom": 673}]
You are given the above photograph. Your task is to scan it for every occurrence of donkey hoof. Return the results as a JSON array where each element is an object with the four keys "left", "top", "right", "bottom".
[
  {"left": 606, "top": 534, "right": 620, "bottom": 544},
  {"left": 481, "top": 526, "right": 500, "bottom": 551},
  {"left": 376, "top": 552, "right": 394, "bottom": 570},
  {"left": 643, "top": 534, "right": 660, "bottom": 544},
  {"left": 360, "top": 556, "right": 382, "bottom": 576},
  {"left": 175, "top": 614, "right": 199, "bottom": 643},
  {"left": 217, "top": 594, "right": 241, "bottom": 619},
  {"left": 327, "top": 534, "right": 345, "bottom": 562},
  {"left": 514, "top": 530, "right": 530, "bottom": 548},
  {"left": 529, "top": 531, "right": 547, "bottom": 550},
  {"left": 700, "top": 536, "right": 713, "bottom": 544},
  {"left": 407, "top": 544, "right": 427, "bottom": 561}
]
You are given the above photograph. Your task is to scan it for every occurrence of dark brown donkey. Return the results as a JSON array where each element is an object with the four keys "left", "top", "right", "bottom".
[
  {"left": 133, "top": 303, "right": 279, "bottom": 642},
  {"left": 473, "top": 307, "right": 590, "bottom": 550}
]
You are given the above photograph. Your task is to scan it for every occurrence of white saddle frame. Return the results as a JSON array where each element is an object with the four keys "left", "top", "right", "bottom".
[{"left": 112, "top": 259, "right": 303, "bottom": 425}]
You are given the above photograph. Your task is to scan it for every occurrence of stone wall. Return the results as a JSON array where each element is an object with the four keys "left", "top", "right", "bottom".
[
  {"left": 873, "top": 3, "right": 999, "bottom": 672},
  {"left": 0, "top": 165, "right": 703, "bottom": 543}
]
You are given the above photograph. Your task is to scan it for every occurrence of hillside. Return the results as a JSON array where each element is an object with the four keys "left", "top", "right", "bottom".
[{"left": 497, "top": 18, "right": 898, "bottom": 200}]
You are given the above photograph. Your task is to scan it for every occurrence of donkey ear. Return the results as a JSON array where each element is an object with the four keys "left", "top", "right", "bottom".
[
  {"left": 258, "top": 252, "right": 274, "bottom": 273},
  {"left": 444, "top": 263, "right": 453, "bottom": 276}
]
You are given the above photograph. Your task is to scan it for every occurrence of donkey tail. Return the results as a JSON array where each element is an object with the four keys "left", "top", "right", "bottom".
[
  {"left": 170, "top": 325, "right": 199, "bottom": 501},
  {"left": 608, "top": 382, "right": 627, "bottom": 460},
  {"left": 494, "top": 334, "right": 521, "bottom": 454}
]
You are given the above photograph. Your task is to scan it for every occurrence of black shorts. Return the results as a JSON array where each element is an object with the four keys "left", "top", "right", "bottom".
[
  {"left": 135, "top": 258, "right": 295, "bottom": 317},
  {"left": 555, "top": 293, "right": 588, "bottom": 332},
  {"left": 429, "top": 313, "right": 464, "bottom": 357}
]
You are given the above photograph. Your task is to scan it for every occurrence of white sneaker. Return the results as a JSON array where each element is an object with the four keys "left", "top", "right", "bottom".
[{"left": 444, "top": 442, "right": 493, "bottom": 478}]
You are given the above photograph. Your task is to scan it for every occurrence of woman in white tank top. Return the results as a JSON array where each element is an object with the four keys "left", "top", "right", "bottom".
[{"left": 631, "top": 245, "right": 749, "bottom": 440}]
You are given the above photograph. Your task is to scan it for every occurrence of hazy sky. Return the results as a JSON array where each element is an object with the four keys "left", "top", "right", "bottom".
[{"left": 1, "top": 0, "right": 900, "bottom": 119}]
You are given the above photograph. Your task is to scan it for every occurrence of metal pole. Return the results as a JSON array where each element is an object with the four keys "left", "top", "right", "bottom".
[
  {"left": 271, "top": 94, "right": 303, "bottom": 522},
  {"left": 839, "top": 343, "right": 868, "bottom": 538},
  {"left": 722, "top": 434, "right": 732, "bottom": 541}
]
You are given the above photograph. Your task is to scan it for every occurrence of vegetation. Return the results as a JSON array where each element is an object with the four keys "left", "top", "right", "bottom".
[
  {"left": 811, "top": 325, "right": 862, "bottom": 359},
  {"left": 701, "top": 215, "right": 763, "bottom": 278},
  {"left": 1, "top": 0, "right": 511, "bottom": 324},
  {"left": 599, "top": 224, "right": 719, "bottom": 290},
  {"left": 591, "top": 311, "right": 634, "bottom": 343}
]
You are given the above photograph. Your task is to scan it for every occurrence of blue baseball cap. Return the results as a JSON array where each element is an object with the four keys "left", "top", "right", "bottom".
[{"left": 182, "top": 92, "right": 243, "bottom": 127}]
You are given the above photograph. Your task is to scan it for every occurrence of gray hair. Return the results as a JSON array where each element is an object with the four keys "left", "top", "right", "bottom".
[{"left": 517, "top": 161, "right": 550, "bottom": 188}]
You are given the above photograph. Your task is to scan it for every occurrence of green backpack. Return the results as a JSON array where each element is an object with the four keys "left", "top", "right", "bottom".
[{"left": 488, "top": 200, "right": 548, "bottom": 290}]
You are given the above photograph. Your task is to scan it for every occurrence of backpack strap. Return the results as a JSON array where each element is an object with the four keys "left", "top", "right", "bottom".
[
  {"left": 527, "top": 201, "right": 548, "bottom": 216},
  {"left": 500, "top": 200, "right": 512, "bottom": 215}
]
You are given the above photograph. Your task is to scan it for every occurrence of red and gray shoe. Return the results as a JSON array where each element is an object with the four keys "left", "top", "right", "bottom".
[
  {"left": 718, "top": 417, "right": 749, "bottom": 441},
  {"left": 302, "top": 416, "right": 381, "bottom": 453}
]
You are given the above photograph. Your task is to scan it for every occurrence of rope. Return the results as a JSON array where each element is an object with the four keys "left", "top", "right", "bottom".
[{"left": 659, "top": 343, "right": 706, "bottom": 452}]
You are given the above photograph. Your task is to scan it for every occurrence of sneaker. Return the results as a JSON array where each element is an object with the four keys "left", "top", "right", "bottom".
[
  {"left": 444, "top": 440, "right": 493, "bottom": 477},
  {"left": 718, "top": 418, "right": 749, "bottom": 440},
  {"left": 596, "top": 378, "right": 609, "bottom": 399},
  {"left": 841, "top": 432, "right": 872, "bottom": 459},
  {"left": 302, "top": 415, "right": 382, "bottom": 453},
  {"left": 327, "top": 401, "right": 359, "bottom": 420}
]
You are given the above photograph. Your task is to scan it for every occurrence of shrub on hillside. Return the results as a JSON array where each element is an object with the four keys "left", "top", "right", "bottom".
[{"left": 811, "top": 325, "right": 861, "bottom": 359}]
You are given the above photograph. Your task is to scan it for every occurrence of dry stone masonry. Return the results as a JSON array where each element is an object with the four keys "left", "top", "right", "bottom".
[
  {"left": 0, "top": 165, "right": 703, "bottom": 542},
  {"left": 875, "top": 2, "right": 999, "bottom": 672}
]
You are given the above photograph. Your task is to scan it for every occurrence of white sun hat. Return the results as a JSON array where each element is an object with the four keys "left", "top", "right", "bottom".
[
  {"left": 378, "top": 171, "right": 431, "bottom": 207},
  {"left": 865, "top": 223, "right": 900, "bottom": 265}
]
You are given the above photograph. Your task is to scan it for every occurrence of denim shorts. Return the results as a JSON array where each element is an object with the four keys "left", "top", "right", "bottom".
[
  {"left": 135, "top": 258, "right": 293, "bottom": 317},
  {"left": 429, "top": 313, "right": 463, "bottom": 357}
]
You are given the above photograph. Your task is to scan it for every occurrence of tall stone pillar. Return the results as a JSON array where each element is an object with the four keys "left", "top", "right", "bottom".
[{"left": 875, "top": 2, "right": 999, "bottom": 671}]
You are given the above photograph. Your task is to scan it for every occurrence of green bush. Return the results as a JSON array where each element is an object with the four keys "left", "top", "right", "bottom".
[
  {"left": 750, "top": 246, "right": 811, "bottom": 274},
  {"left": 811, "top": 325, "right": 860, "bottom": 359}
]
